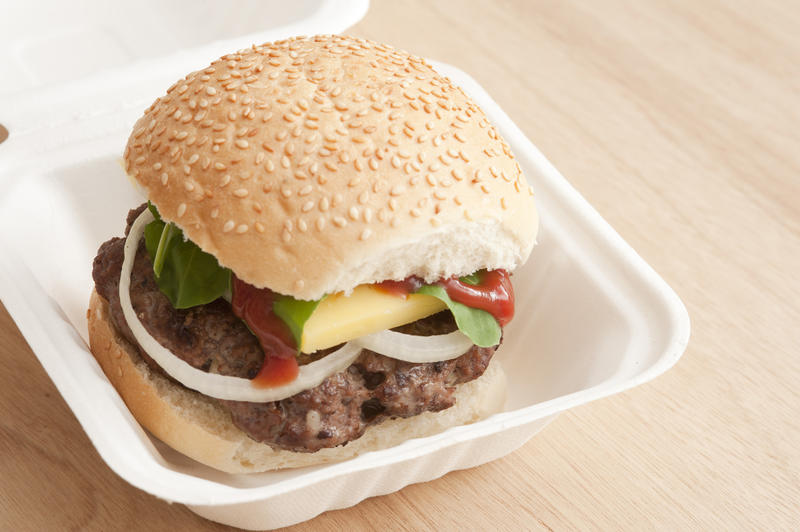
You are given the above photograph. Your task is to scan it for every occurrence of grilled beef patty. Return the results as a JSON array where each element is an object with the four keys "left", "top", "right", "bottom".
[{"left": 92, "top": 205, "right": 497, "bottom": 452}]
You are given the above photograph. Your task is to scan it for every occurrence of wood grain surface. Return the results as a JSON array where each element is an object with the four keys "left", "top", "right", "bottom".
[{"left": 2, "top": 1, "right": 799, "bottom": 529}]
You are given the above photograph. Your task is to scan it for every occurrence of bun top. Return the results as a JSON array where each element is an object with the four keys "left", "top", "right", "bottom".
[{"left": 124, "top": 35, "right": 537, "bottom": 300}]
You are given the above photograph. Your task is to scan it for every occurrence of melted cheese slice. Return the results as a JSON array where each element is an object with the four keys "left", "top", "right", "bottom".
[{"left": 301, "top": 285, "right": 446, "bottom": 353}]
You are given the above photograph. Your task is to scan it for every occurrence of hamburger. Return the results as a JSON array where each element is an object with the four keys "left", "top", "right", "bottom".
[{"left": 88, "top": 35, "right": 538, "bottom": 473}]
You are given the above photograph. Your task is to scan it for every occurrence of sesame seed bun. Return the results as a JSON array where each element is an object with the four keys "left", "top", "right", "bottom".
[
  {"left": 88, "top": 290, "right": 506, "bottom": 472},
  {"left": 124, "top": 35, "right": 538, "bottom": 300}
]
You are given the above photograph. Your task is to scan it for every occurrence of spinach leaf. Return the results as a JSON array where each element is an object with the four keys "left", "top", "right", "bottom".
[
  {"left": 416, "top": 284, "right": 501, "bottom": 347},
  {"left": 272, "top": 296, "right": 322, "bottom": 348},
  {"left": 459, "top": 272, "right": 482, "bottom": 286},
  {"left": 143, "top": 206, "right": 231, "bottom": 309}
]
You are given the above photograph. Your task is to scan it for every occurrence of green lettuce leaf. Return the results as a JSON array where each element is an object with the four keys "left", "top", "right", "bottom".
[
  {"left": 459, "top": 272, "right": 481, "bottom": 286},
  {"left": 143, "top": 205, "right": 231, "bottom": 309},
  {"left": 272, "top": 295, "right": 322, "bottom": 348},
  {"left": 415, "top": 284, "right": 501, "bottom": 347}
]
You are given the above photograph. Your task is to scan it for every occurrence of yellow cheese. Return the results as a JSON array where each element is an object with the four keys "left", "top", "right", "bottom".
[{"left": 301, "top": 285, "right": 446, "bottom": 353}]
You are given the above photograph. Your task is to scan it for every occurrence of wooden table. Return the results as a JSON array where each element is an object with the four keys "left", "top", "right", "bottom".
[{"left": 2, "top": 1, "right": 798, "bottom": 529}]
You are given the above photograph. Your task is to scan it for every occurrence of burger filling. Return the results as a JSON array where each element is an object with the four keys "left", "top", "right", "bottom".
[{"left": 92, "top": 205, "right": 511, "bottom": 452}]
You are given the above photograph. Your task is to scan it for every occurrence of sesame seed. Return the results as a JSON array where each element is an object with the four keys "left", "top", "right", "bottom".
[
  {"left": 235, "top": 139, "right": 249, "bottom": 149},
  {"left": 221, "top": 174, "right": 231, "bottom": 187},
  {"left": 452, "top": 168, "right": 465, "bottom": 181},
  {"left": 135, "top": 156, "right": 146, "bottom": 165},
  {"left": 265, "top": 159, "right": 275, "bottom": 172},
  {"left": 319, "top": 197, "right": 330, "bottom": 211},
  {"left": 348, "top": 206, "right": 359, "bottom": 220},
  {"left": 177, "top": 203, "right": 187, "bottom": 217},
  {"left": 390, "top": 184, "right": 405, "bottom": 196},
  {"left": 254, "top": 222, "right": 265, "bottom": 232},
  {"left": 299, "top": 184, "right": 313, "bottom": 196},
  {"left": 223, "top": 220, "right": 235, "bottom": 232},
  {"left": 360, "top": 228, "right": 372, "bottom": 241},
  {"left": 233, "top": 188, "right": 249, "bottom": 198},
  {"left": 282, "top": 229, "right": 292, "bottom": 243},
  {"left": 333, "top": 216, "right": 347, "bottom": 227},
  {"left": 281, "top": 155, "right": 290, "bottom": 168},
  {"left": 316, "top": 217, "right": 326, "bottom": 231},
  {"left": 160, "top": 172, "right": 169, "bottom": 185},
  {"left": 236, "top": 224, "right": 249, "bottom": 234},
  {"left": 188, "top": 154, "right": 200, "bottom": 164}
]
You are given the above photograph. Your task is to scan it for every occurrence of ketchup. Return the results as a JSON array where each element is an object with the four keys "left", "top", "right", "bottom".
[
  {"left": 440, "top": 270, "right": 514, "bottom": 326},
  {"left": 376, "top": 270, "right": 515, "bottom": 326},
  {"left": 375, "top": 276, "right": 424, "bottom": 299},
  {"left": 231, "top": 276, "right": 299, "bottom": 387}
]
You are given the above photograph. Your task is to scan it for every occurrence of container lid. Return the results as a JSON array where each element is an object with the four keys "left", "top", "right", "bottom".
[{"left": 0, "top": 0, "right": 369, "bottom": 146}]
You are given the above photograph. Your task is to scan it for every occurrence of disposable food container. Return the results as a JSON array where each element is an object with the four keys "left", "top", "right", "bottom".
[{"left": 0, "top": 2, "right": 689, "bottom": 528}]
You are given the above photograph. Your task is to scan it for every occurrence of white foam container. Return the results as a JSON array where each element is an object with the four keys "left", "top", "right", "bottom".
[{"left": 0, "top": 2, "right": 690, "bottom": 529}]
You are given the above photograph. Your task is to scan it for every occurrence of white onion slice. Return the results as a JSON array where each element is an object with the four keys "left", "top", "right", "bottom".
[
  {"left": 119, "top": 209, "right": 362, "bottom": 402},
  {"left": 353, "top": 329, "right": 474, "bottom": 363}
]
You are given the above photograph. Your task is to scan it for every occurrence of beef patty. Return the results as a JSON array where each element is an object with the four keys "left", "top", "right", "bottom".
[{"left": 92, "top": 205, "right": 497, "bottom": 452}]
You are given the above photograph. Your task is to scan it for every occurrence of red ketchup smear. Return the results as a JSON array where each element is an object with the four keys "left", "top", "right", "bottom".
[
  {"left": 375, "top": 270, "right": 515, "bottom": 326},
  {"left": 440, "top": 270, "right": 514, "bottom": 326},
  {"left": 231, "top": 276, "right": 299, "bottom": 387},
  {"left": 375, "top": 276, "right": 424, "bottom": 299}
]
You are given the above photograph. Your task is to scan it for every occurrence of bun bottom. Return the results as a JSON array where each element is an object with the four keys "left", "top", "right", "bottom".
[{"left": 87, "top": 290, "right": 507, "bottom": 473}]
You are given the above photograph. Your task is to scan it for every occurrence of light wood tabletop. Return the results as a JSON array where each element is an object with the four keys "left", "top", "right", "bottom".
[{"left": 2, "top": 1, "right": 799, "bottom": 529}]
